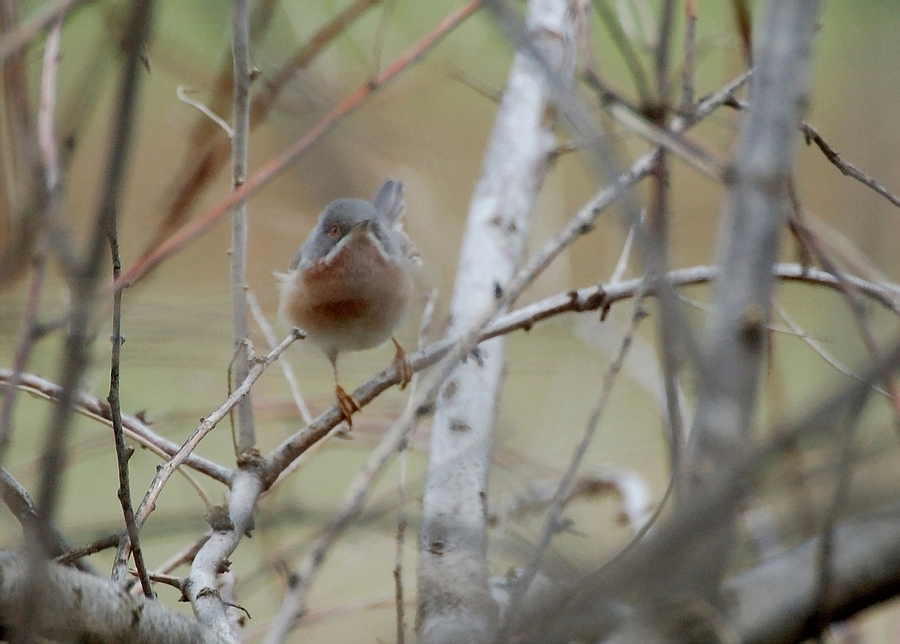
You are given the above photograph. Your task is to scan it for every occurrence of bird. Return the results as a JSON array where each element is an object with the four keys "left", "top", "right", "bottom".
[{"left": 277, "top": 179, "right": 418, "bottom": 427}]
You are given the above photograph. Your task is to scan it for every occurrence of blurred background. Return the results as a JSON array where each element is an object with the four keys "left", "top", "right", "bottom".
[{"left": 2, "top": 0, "right": 900, "bottom": 640}]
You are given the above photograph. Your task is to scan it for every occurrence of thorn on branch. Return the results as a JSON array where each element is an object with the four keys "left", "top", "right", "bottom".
[
  {"left": 224, "top": 601, "right": 252, "bottom": 621},
  {"left": 600, "top": 305, "right": 612, "bottom": 322}
]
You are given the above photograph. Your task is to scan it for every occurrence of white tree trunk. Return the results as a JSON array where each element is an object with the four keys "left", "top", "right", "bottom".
[{"left": 416, "top": 1, "right": 575, "bottom": 642}]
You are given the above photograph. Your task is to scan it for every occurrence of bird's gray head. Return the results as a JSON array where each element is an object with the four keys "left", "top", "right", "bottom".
[
  {"left": 289, "top": 179, "right": 406, "bottom": 270},
  {"left": 293, "top": 199, "right": 376, "bottom": 268}
]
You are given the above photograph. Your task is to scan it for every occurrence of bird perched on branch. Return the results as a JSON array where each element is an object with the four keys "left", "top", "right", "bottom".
[{"left": 277, "top": 179, "right": 418, "bottom": 426}]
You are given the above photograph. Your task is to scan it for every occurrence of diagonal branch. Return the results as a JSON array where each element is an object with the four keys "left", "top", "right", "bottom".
[{"left": 114, "top": 0, "right": 482, "bottom": 291}]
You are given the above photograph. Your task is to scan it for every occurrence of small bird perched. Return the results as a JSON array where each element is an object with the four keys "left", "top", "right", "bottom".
[{"left": 277, "top": 179, "right": 418, "bottom": 426}]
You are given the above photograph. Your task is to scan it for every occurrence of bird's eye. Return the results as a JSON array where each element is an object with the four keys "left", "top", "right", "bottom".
[{"left": 327, "top": 222, "right": 341, "bottom": 239}]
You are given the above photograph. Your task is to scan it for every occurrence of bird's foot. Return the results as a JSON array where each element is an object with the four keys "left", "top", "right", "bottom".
[
  {"left": 392, "top": 337, "right": 413, "bottom": 390},
  {"left": 335, "top": 384, "right": 361, "bottom": 428}
]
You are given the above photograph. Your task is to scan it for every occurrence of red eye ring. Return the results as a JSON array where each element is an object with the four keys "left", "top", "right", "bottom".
[{"left": 327, "top": 223, "right": 341, "bottom": 239}]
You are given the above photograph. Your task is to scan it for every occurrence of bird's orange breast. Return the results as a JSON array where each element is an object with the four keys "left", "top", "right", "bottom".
[{"left": 280, "top": 233, "right": 413, "bottom": 354}]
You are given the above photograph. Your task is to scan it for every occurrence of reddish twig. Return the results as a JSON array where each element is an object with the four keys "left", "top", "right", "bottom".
[
  {"left": 0, "top": 17, "right": 62, "bottom": 463},
  {"left": 142, "top": 0, "right": 360, "bottom": 258},
  {"left": 114, "top": 0, "right": 481, "bottom": 292},
  {"left": 0, "top": 0, "right": 87, "bottom": 63}
]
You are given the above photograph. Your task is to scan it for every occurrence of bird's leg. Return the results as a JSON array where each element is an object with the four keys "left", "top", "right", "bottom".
[
  {"left": 330, "top": 357, "right": 360, "bottom": 427},
  {"left": 391, "top": 337, "right": 413, "bottom": 390}
]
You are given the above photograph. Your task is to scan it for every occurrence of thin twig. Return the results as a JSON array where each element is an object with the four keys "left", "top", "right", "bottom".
[
  {"left": 648, "top": 0, "right": 683, "bottom": 484},
  {"left": 0, "top": 0, "right": 86, "bottom": 63},
  {"left": 246, "top": 289, "right": 313, "bottom": 424},
  {"left": 134, "top": 570, "right": 184, "bottom": 591},
  {"left": 813, "top": 390, "right": 868, "bottom": 637},
  {"left": 114, "top": 0, "right": 483, "bottom": 291},
  {"left": 230, "top": 0, "right": 255, "bottom": 457},
  {"left": 609, "top": 215, "right": 638, "bottom": 283},
  {"left": 134, "top": 329, "right": 301, "bottom": 531},
  {"left": 728, "top": 99, "right": 900, "bottom": 210},
  {"left": 0, "top": 368, "right": 233, "bottom": 484},
  {"left": 773, "top": 300, "right": 889, "bottom": 397},
  {"left": 605, "top": 98, "right": 724, "bottom": 179},
  {"left": 147, "top": 0, "right": 381, "bottom": 259},
  {"left": 21, "top": 0, "right": 154, "bottom": 633},
  {"left": 732, "top": 0, "right": 752, "bottom": 67},
  {"left": 654, "top": 0, "right": 675, "bottom": 110},
  {"left": 176, "top": 86, "right": 234, "bottom": 138},
  {"left": 393, "top": 442, "right": 408, "bottom": 644},
  {"left": 263, "top": 261, "right": 900, "bottom": 483},
  {"left": 263, "top": 406, "right": 428, "bottom": 643},
  {"left": 107, "top": 132, "right": 152, "bottom": 596},
  {"left": 395, "top": 289, "right": 436, "bottom": 644},
  {"left": 0, "top": 17, "right": 62, "bottom": 465},
  {"left": 679, "top": 0, "right": 696, "bottom": 113},
  {"left": 0, "top": 466, "right": 95, "bottom": 573},
  {"left": 801, "top": 121, "right": 900, "bottom": 209},
  {"left": 591, "top": 0, "right": 651, "bottom": 106},
  {"left": 55, "top": 531, "right": 122, "bottom": 565},
  {"left": 139, "top": 0, "right": 278, "bottom": 254},
  {"left": 372, "top": 0, "right": 398, "bottom": 73},
  {"left": 788, "top": 184, "right": 900, "bottom": 419},
  {"left": 500, "top": 283, "right": 650, "bottom": 635},
  {"left": 264, "top": 291, "right": 438, "bottom": 644},
  {"left": 150, "top": 532, "right": 210, "bottom": 577}
]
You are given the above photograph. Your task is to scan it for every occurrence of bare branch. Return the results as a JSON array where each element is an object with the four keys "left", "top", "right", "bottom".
[
  {"left": 728, "top": 99, "right": 900, "bottom": 210},
  {"left": 262, "top": 68, "right": 752, "bottom": 483},
  {"left": 418, "top": 0, "right": 575, "bottom": 638},
  {"left": 802, "top": 121, "right": 900, "bottom": 209},
  {"left": 679, "top": 0, "right": 697, "bottom": 113},
  {"left": 263, "top": 261, "right": 900, "bottom": 484},
  {"left": 0, "top": 466, "right": 95, "bottom": 574},
  {"left": 247, "top": 289, "right": 313, "bottom": 424},
  {"left": 149, "top": 0, "right": 380, "bottom": 254},
  {"left": 728, "top": 513, "right": 900, "bottom": 644},
  {"left": 0, "top": 368, "right": 233, "bottom": 484},
  {"left": 0, "top": 551, "right": 229, "bottom": 644},
  {"left": 134, "top": 330, "right": 301, "bottom": 530},
  {"left": 0, "top": 0, "right": 86, "bottom": 63},
  {"left": 20, "top": 0, "right": 154, "bottom": 634},
  {"left": 682, "top": 0, "right": 821, "bottom": 598},
  {"left": 0, "top": 16, "right": 63, "bottom": 463},
  {"left": 230, "top": 0, "right": 255, "bottom": 456},
  {"left": 502, "top": 284, "right": 651, "bottom": 634},
  {"left": 187, "top": 466, "right": 264, "bottom": 642}
]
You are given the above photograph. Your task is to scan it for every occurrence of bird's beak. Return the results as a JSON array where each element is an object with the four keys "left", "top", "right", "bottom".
[{"left": 345, "top": 219, "right": 372, "bottom": 241}]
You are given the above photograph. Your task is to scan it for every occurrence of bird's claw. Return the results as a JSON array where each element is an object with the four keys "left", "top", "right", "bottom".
[
  {"left": 392, "top": 337, "right": 413, "bottom": 390},
  {"left": 334, "top": 384, "right": 361, "bottom": 427}
]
